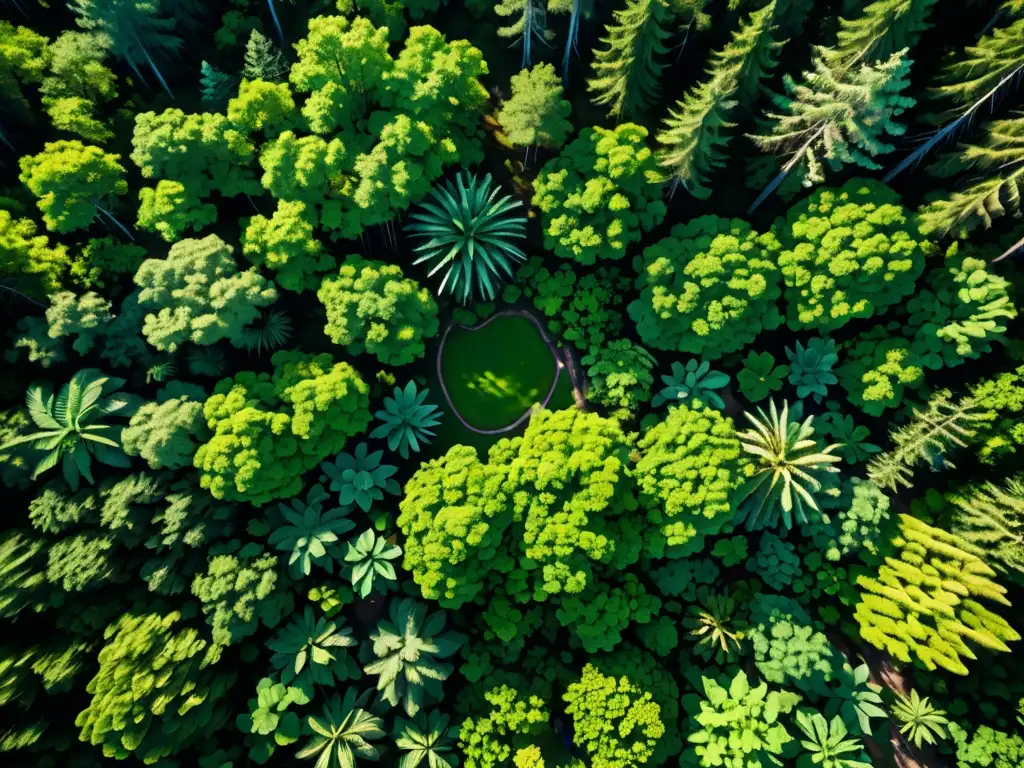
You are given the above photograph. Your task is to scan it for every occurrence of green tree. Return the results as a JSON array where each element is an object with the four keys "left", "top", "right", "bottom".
[
  {"left": 854, "top": 514, "right": 1021, "bottom": 675},
  {"left": 634, "top": 402, "right": 749, "bottom": 557},
  {"left": 227, "top": 78, "right": 298, "bottom": 137},
  {"left": 364, "top": 598, "right": 462, "bottom": 716},
  {"left": 134, "top": 234, "right": 278, "bottom": 352},
  {"left": 629, "top": 216, "right": 783, "bottom": 357},
  {"left": 394, "top": 711, "right": 459, "bottom": 768},
  {"left": 19, "top": 140, "right": 129, "bottom": 234},
  {"left": 75, "top": 611, "right": 234, "bottom": 762},
  {"left": 587, "top": 0, "right": 673, "bottom": 120},
  {"left": 40, "top": 32, "right": 118, "bottom": 143},
  {"left": 0, "top": 21, "right": 48, "bottom": 127},
  {"left": 318, "top": 255, "right": 439, "bottom": 366},
  {"left": 457, "top": 685, "right": 550, "bottom": 768},
  {"left": 322, "top": 442, "right": 400, "bottom": 512},
  {"left": 68, "top": 0, "right": 182, "bottom": 98},
  {"left": 749, "top": 51, "right": 914, "bottom": 208},
  {"left": 370, "top": 381, "right": 441, "bottom": 459},
  {"left": 191, "top": 542, "right": 292, "bottom": 647},
  {"left": 826, "top": 0, "right": 937, "bottom": 70},
  {"left": 0, "top": 211, "right": 67, "bottom": 300},
  {"left": 657, "top": 0, "right": 781, "bottom": 197},
  {"left": 680, "top": 670, "right": 800, "bottom": 768},
  {"left": 494, "top": 0, "right": 552, "bottom": 69},
  {"left": 1, "top": 369, "right": 139, "bottom": 490},
  {"left": 243, "top": 29, "right": 287, "bottom": 81},
  {"left": 581, "top": 339, "right": 656, "bottom": 419},
  {"left": 891, "top": 689, "right": 949, "bottom": 748},
  {"left": 242, "top": 200, "right": 332, "bottom": 292},
  {"left": 533, "top": 124, "right": 666, "bottom": 265},
  {"left": 345, "top": 530, "right": 401, "bottom": 597},
  {"left": 200, "top": 60, "right": 237, "bottom": 108},
  {"left": 498, "top": 62, "right": 572, "bottom": 150},
  {"left": 194, "top": 351, "right": 371, "bottom": 505},
  {"left": 236, "top": 677, "right": 309, "bottom": 765},
  {"left": 838, "top": 328, "right": 925, "bottom": 416},
  {"left": 137, "top": 179, "right": 218, "bottom": 242},
  {"left": 563, "top": 664, "right": 664, "bottom": 768},
  {"left": 793, "top": 711, "right": 871, "bottom": 768},
  {"left": 775, "top": 179, "right": 926, "bottom": 331},
  {"left": 258, "top": 131, "right": 347, "bottom": 204},
  {"left": 44, "top": 290, "right": 112, "bottom": 355},
  {"left": 651, "top": 359, "right": 730, "bottom": 410},
  {"left": 122, "top": 382, "right": 210, "bottom": 470}
]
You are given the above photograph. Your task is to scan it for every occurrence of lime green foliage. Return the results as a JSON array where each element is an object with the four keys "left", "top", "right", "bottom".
[
  {"left": 397, "top": 443, "right": 509, "bottom": 609},
  {"left": 533, "top": 124, "right": 667, "bottom": 265},
  {"left": 134, "top": 234, "right": 278, "bottom": 353},
  {"left": 371, "top": 382, "right": 442, "bottom": 459},
  {"left": 440, "top": 314, "right": 559, "bottom": 430},
  {"left": 236, "top": 677, "right": 310, "bottom": 765},
  {"left": 556, "top": 573, "right": 661, "bottom": 653},
  {"left": 40, "top": 31, "right": 117, "bottom": 142},
  {"left": 972, "top": 365, "right": 1024, "bottom": 464},
  {"left": 891, "top": 689, "right": 948, "bottom": 748},
  {"left": 0, "top": 211, "right": 68, "bottom": 299},
  {"left": 122, "top": 382, "right": 210, "bottom": 470},
  {"left": 634, "top": 403, "right": 749, "bottom": 557},
  {"left": 194, "top": 351, "right": 371, "bottom": 505},
  {"left": 811, "top": 478, "right": 892, "bottom": 564},
  {"left": 75, "top": 611, "right": 234, "bottom": 763},
  {"left": 711, "top": 536, "right": 749, "bottom": 567},
  {"left": 288, "top": 19, "right": 489, "bottom": 238},
  {"left": 776, "top": 180, "right": 926, "bottom": 331},
  {"left": 408, "top": 172, "right": 526, "bottom": 304},
  {"left": 458, "top": 685, "right": 549, "bottom": 768},
  {"left": 0, "top": 21, "right": 47, "bottom": 121},
  {"left": 904, "top": 252, "right": 1016, "bottom": 369},
  {"left": 321, "top": 442, "right": 400, "bottom": 512},
  {"left": 748, "top": 532, "right": 802, "bottom": 590},
  {"left": 19, "top": 140, "right": 128, "bottom": 233},
  {"left": 227, "top": 79, "right": 297, "bottom": 137},
  {"left": 582, "top": 339, "right": 656, "bottom": 419},
  {"left": 854, "top": 514, "right": 1021, "bottom": 675},
  {"left": 750, "top": 51, "right": 913, "bottom": 192},
  {"left": 512, "top": 257, "right": 631, "bottom": 352},
  {"left": 684, "top": 594, "right": 746, "bottom": 664},
  {"left": 735, "top": 400, "right": 842, "bottom": 531},
  {"left": 268, "top": 483, "right": 355, "bottom": 577},
  {"left": 394, "top": 711, "right": 459, "bottom": 768},
  {"left": 950, "top": 722, "right": 1024, "bottom": 768},
  {"left": 242, "top": 200, "right": 333, "bottom": 293},
  {"left": 136, "top": 179, "right": 217, "bottom": 243},
  {"left": 191, "top": 542, "right": 293, "bottom": 647},
  {"left": 587, "top": 0, "right": 673, "bottom": 120},
  {"left": 629, "top": 216, "right": 783, "bottom": 357},
  {"left": 318, "top": 255, "right": 439, "bottom": 366},
  {"left": 258, "top": 131, "right": 345, "bottom": 203},
  {"left": 44, "top": 290, "right": 112, "bottom": 355},
  {"left": 748, "top": 595, "right": 839, "bottom": 693},
  {"left": 242, "top": 29, "right": 286, "bottom": 81},
  {"left": 816, "top": 411, "right": 880, "bottom": 464},
  {"left": 364, "top": 598, "right": 462, "bottom": 716},
  {"left": 0, "top": 409, "right": 33, "bottom": 490},
  {"left": 681, "top": 669, "right": 800, "bottom": 768},
  {"left": 563, "top": 664, "right": 664, "bottom": 768},
  {"left": 69, "top": 236, "right": 145, "bottom": 290},
  {"left": 498, "top": 63, "right": 573, "bottom": 149},
  {"left": 3, "top": 369, "right": 139, "bottom": 490},
  {"left": 268, "top": 607, "right": 358, "bottom": 696},
  {"left": 838, "top": 328, "right": 925, "bottom": 416},
  {"left": 652, "top": 359, "right": 729, "bottom": 410},
  {"left": 793, "top": 711, "right": 871, "bottom": 768},
  {"left": 657, "top": 1, "right": 781, "bottom": 198},
  {"left": 344, "top": 529, "right": 401, "bottom": 597},
  {"left": 738, "top": 351, "right": 789, "bottom": 403},
  {"left": 297, "top": 688, "right": 386, "bottom": 768},
  {"left": 786, "top": 338, "right": 838, "bottom": 403}
]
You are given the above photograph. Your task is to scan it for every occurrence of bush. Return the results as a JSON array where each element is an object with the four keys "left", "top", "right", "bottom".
[{"left": 629, "top": 216, "right": 783, "bottom": 358}]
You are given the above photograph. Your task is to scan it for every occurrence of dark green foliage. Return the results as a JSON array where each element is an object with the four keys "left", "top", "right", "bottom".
[
  {"left": 407, "top": 172, "right": 526, "bottom": 304},
  {"left": 243, "top": 29, "right": 287, "bottom": 81},
  {"left": 268, "top": 607, "right": 359, "bottom": 696},
  {"left": 200, "top": 60, "right": 237, "bottom": 109},
  {"left": 748, "top": 594, "right": 840, "bottom": 693},
  {"left": 370, "top": 382, "right": 441, "bottom": 459},
  {"left": 297, "top": 688, "right": 387, "bottom": 768},
  {"left": 786, "top": 338, "right": 838, "bottom": 403},
  {"left": 737, "top": 351, "right": 789, "bottom": 403},
  {"left": 950, "top": 478, "right": 1024, "bottom": 585},
  {"left": 651, "top": 359, "right": 729, "bottom": 410},
  {"left": 236, "top": 678, "right": 310, "bottom": 765},
  {"left": 581, "top": 339, "right": 656, "bottom": 419},
  {"left": 268, "top": 483, "right": 356, "bottom": 577},
  {"left": 321, "top": 442, "right": 400, "bottom": 513}
]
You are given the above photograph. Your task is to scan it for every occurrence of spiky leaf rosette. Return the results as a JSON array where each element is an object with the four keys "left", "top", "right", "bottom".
[
  {"left": 651, "top": 360, "right": 730, "bottom": 409},
  {"left": 735, "top": 399, "right": 842, "bottom": 531},
  {"left": 406, "top": 172, "right": 526, "bottom": 304},
  {"left": 370, "top": 382, "right": 441, "bottom": 459},
  {"left": 297, "top": 688, "right": 386, "bottom": 768},
  {"left": 267, "top": 483, "right": 356, "bottom": 577},
  {"left": 321, "top": 443, "right": 400, "bottom": 513},
  {"left": 344, "top": 529, "right": 402, "bottom": 598},
  {"left": 268, "top": 606, "right": 359, "bottom": 697}
]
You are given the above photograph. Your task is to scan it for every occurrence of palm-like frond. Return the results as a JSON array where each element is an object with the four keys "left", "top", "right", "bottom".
[
  {"left": 891, "top": 689, "right": 949, "bottom": 748},
  {"left": 298, "top": 689, "right": 385, "bottom": 768},
  {"left": 734, "top": 399, "right": 842, "bottom": 531},
  {"left": 268, "top": 483, "right": 356, "bottom": 576},
  {"left": 795, "top": 711, "right": 872, "bottom": 768},
  {"left": 243, "top": 309, "right": 293, "bottom": 356},
  {"left": 407, "top": 172, "right": 526, "bottom": 304}
]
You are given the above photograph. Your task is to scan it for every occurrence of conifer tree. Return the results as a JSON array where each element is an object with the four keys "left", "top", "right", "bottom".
[
  {"left": 885, "top": 16, "right": 1024, "bottom": 180},
  {"left": 588, "top": 0, "right": 674, "bottom": 120},
  {"left": 495, "top": 0, "right": 551, "bottom": 68},
  {"left": 200, "top": 61, "right": 237, "bottom": 108},
  {"left": 854, "top": 514, "right": 1020, "bottom": 675},
  {"left": 918, "top": 117, "right": 1024, "bottom": 237},
  {"left": 243, "top": 29, "right": 287, "bottom": 82},
  {"left": 748, "top": 49, "right": 914, "bottom": 211},
  {"left": 657, "top": 1, "right": 780, "bottom": 197},
  {"left": 867, "top": 390, "right": 986, "bottom": 491},
  {"left": 949, "top": 479, "right": 1024, "bottom": 585},
  {"left": 825, "top": 0, "right": 937, "bottom": 70}
]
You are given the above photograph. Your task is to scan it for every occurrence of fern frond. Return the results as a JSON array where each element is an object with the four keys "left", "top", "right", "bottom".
[
  {"left": 826, "top": 0, "right": 937, "bottom": 71},
  {"left": 932, "top": 18, "right": 1024, "bottom": 118},
  {"left": 949, "top": 478, "right": 1024, "bottom": 583},
  {"left": 867, "top": 390, "right": 986, "bottom": 491}
]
